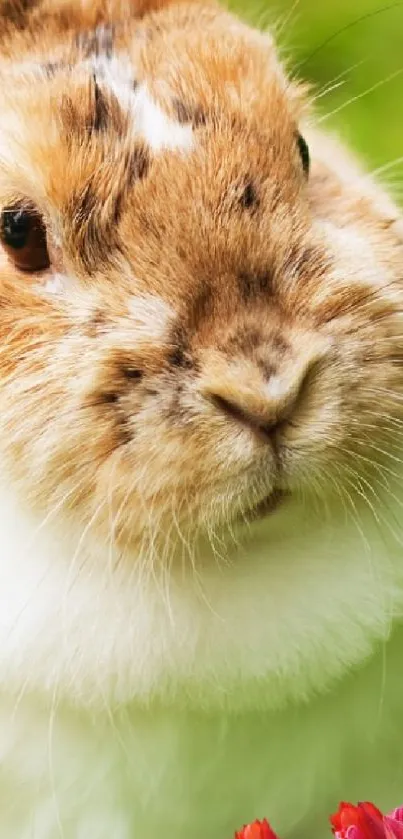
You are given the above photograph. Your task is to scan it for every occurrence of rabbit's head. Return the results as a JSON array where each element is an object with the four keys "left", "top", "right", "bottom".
[{"left": 0, "top": 0, "right": 401, "bottom": 560}]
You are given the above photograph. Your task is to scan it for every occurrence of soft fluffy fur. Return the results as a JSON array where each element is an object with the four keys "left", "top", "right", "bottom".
[{"left": 0, "top": 1, "right": 402, "bottom": 837}]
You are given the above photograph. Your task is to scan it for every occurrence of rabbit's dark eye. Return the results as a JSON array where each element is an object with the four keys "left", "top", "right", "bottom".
[
  {"left": 297, "top": 134, "right": 310, "bottom": 176},
  {"left": 0, "top": 204, "right": 50, "bottom": 272}
]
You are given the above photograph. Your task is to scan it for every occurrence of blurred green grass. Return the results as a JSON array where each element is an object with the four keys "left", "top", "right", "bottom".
[{"left": 228, "top": 0, "right": 403, "bottom": 186}]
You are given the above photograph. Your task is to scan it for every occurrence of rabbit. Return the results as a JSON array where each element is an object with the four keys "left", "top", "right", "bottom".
[{"left": 0, "top": 0, "right": 402, "bottom": 837}]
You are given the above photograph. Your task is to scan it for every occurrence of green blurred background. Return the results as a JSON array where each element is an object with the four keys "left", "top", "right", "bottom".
[{"left": 228, "top": 0, "right": 403, "bottom": 188}]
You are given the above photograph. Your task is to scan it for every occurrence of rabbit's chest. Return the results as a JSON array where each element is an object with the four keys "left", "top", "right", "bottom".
[{"left": 2, "top": 628, "right": 403, "bottom": 839}]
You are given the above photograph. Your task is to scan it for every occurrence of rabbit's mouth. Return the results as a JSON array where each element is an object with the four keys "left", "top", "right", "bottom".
[{"left": 243, "top": 488, "right": 288, "bottom": 522}]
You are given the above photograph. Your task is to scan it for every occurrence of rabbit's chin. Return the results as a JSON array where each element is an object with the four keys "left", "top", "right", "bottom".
[{"left": 0, "top": 464, "right": 403, "bottom": 714}]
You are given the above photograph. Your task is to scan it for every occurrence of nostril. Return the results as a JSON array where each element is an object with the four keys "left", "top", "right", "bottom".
[
  {"left": 211, "top": 393, "right": 248, "bottom": 426},
  {"left": 209, "top": 393, "right": 276, "bottom": 442},
  {"left": 122, "top": 366, "right": 143, "bottom": 381}
]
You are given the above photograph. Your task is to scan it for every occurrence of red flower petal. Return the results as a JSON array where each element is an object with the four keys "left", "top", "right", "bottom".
[
  {"left": 235, "top": 819, "right": 279, "bottom": 839},
  {"left": 358, "top": 802, "right": 387, "bottom": 839},
  {"left": 331, "top": 802, "right": 361, "bottom": 837},
  {"left": 330, "top": 802, "right": 385, "bottom": 839}
]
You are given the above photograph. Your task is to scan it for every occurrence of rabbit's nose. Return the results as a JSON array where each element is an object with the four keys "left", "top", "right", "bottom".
[{"left": 200, "top": 350, "right": 319, "bottom": 443}]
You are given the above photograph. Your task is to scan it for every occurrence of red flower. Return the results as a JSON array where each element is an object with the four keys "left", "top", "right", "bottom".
[
  {"left": 235, "top": 819, "right": 279, "bottom": 839},
  {"left": 330, "top": 802, "right": 403, "bottom": 839}
]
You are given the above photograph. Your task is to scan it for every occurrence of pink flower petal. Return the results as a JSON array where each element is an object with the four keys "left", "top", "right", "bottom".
[
  {"left": 346, "top": 826, "right": 364, "bottom": 839},
  {"left": 384, "top": 817, "right": 403, "bottom": 839}
]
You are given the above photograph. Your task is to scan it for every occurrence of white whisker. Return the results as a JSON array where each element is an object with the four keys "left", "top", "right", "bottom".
[{"left": 318, "top": 68, "right": 403, "bottom": 123}]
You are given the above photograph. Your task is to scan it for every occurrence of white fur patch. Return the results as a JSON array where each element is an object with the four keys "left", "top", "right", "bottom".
[
  {"left": 0, "top": 473, "right": 403, "bottom": 837},
  {"left": 40, "top": 272, "right": 71, "bottom": 295},
  {"left": 90, "top": 56, "right": 194, "bottom": 153},
  {"left": 128, "top": 294, "right": 174, "bottom": 341},
  {"left": 133, "top": 86, "right": 193, "bottom": 153},
  {"left": 320, "top": 221, "right": 389, "bottom": 289},
  {"left": 0, "top": 60, "right": 49, "bottom": 80},
  {"left": 265, "top": 375, "right": 288, "bottom": 400}
]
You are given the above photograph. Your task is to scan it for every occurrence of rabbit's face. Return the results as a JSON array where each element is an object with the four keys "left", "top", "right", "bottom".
[{"left": 0, "top": 7, "right": 402, "bottom": 554}]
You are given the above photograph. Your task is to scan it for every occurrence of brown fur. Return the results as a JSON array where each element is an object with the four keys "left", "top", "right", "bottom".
[{"left": 0, "top": 0, "right": 401, "bottom": 552}]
